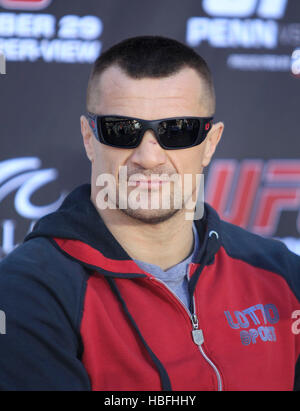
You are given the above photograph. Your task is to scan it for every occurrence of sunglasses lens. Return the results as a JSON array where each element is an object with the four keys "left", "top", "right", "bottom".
[
  {"left": 158, "top": 119, "right": 201, "bottom": 148},
  {"left": 96, "top": 116, "right": 212, "bottom": 149},
  {"left": 100, "top": 117, "right": 142, "bottom": 147}
]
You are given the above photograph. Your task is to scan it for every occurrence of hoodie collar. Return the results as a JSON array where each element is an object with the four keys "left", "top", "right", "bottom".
[{"left": 24, "top": 183, "right": 222, "bottom": 277}]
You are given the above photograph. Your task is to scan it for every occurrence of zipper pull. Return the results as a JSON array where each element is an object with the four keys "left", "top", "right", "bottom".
[
  {"left": 191, "top": 313, "right": 204, "bottom": 346},
  {"left": 192, "top": 329, "right": 204, "bottom": 346}
]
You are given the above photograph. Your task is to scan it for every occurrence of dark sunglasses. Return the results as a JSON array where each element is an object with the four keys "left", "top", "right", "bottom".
[{"left": 86, "top": 112, "right": 214, "bottom": 150}]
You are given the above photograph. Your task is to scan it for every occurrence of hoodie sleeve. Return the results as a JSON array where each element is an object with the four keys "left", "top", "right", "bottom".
[{"left": 0, "top": 237, "right": 91, "bottom": 391}]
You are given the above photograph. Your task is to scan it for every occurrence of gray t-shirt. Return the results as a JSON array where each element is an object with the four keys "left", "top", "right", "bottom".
[{"left": 133, "top": 223, "right": 199, "bottom": 311}]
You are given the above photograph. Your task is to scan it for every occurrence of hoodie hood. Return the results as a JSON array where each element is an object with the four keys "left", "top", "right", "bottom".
[
  {"left": 24, "top": 183, "right": 222, "bottom": 278},
  {"left": 25, "top": 184, "right": 129, "bottom": 260}
]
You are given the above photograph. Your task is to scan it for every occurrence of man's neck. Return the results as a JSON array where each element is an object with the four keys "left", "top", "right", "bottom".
[{"left": 92, "top": 198, "right": 195, "bottom": 271}]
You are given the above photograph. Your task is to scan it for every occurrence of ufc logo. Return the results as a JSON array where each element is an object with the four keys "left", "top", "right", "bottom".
[
  {"left": 0, "top": 0, "right": 52, "bottom": 10},
  {"left": 206, "top": 160, "right": 300, "bottom": 236},
  {"left": 203, "top": 0, "right": 288, "bottom": 19}
]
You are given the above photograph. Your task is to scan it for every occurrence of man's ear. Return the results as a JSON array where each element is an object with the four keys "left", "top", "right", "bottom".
[
  {"left": 201, "top": 121, "right": 224, "bottom": 168},
  {"left": 80, "top": 115, "right": 94, "bottom": 163}
]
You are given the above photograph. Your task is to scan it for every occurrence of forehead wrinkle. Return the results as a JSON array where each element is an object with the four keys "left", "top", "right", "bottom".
[
  {"left": 104, "top": 95, "right": 196, "bottom": 102},
  {"left": 98, "top": 67, "right": 202, "bottom": 98},
  {"left": 91, "top": 66, "right": 212, "bottom": 115},
  {"left": 99, "top": 79, "right": 197, "bottom": 100}
]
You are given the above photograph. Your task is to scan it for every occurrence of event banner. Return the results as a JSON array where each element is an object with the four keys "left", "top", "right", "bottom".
[{"left": 0, "top": 0, "right": 299, "bottom": 259}]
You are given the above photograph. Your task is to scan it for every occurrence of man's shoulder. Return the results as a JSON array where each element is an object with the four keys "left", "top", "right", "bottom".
[
  {"left": 1, "top": 236, "right": 88, "bottom": 281},
  {"left": 219, "top": 218, "right": 297, "bottom": 258},
  {"left": 219, "top": 218, "right": 300, "bottom": 299},
  {"left": 0, "top": 237, "right": 90, "bottom": 326}
]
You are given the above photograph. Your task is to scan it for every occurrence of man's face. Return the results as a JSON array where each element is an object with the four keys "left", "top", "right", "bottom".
[{"left": 81, "top": 65, "right": 223, "bottom": 224}]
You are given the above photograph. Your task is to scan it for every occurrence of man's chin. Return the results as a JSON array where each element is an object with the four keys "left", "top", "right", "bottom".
[{"left": 119, "top": 207, "right": 180, "bottom": 225}]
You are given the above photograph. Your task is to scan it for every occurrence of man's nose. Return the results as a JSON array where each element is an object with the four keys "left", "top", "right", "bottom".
[{"left": 128, "top": 130, "right": 167, "bottom": 169}]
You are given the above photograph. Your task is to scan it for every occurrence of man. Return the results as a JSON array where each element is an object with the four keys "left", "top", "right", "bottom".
[{"left": 0, "top": 36, "right": 300, "bottom": 391}]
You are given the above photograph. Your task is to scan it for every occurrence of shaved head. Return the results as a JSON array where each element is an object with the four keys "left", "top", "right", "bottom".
[{"left": 86, "top": 36, "right": 216, "bottom": 117}]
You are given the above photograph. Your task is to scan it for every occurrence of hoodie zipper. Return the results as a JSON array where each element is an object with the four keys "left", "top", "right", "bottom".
[
  {"left": 190, "top": 307, "right": 223, "bottom": 392},
  {"left": 149, "top": 271, "right": 223, "bottom": 391}
]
